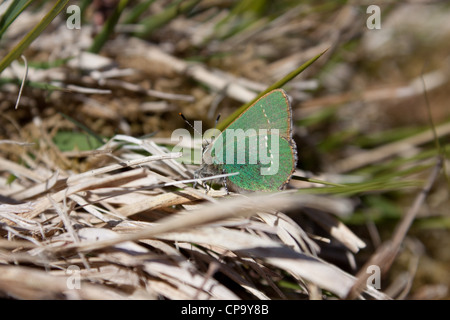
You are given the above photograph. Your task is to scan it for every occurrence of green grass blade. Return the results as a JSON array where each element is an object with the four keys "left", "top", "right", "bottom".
[
  {"left": 79, "top": 0, "right": 92, "bottom": 16},
  {"left": 0, "top": 0, "right": 33, "bottom": 39},
  {"left": 89, "top": 0, "right": 129, "bottom": 54},
  {"left": 292, "top": 175, "right": 346, "bottom": 187},
  {"left": 134, "top": 0, "right": 200, "bottom": 38},
  {"left": 216, "top": 48, "right": 328, "bottom": 131},
  {"left": 58, "top": 112, "right": 105, "bottom": 145},
  {"left": 0, "top": 0, "right": 70, "bottom": 74},
  {"left": 297, "top": 179, "right": 423, "bottom": 197},
  {"left": 123, "top": 0, "right": 155, "bottom": 24},
  {"left": 0, "top": 77, "right": 66, "bottom": 91},
  {"left": 212, "top": 0, "right": 267, "bottom": 40}
]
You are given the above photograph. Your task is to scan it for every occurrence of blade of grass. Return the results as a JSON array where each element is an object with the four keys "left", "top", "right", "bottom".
[
  {"left": 14, "top": 55, "right": 27, "bottom": 109},
  {"left": 212, "top": 0, "right": 267, "bottom": 40},
  {"left": 26, "top": 57, "right": 72, "bottom": 69},
  {"left": 420, "top": 70, "right": 450, "bottom": 191},
  {"left": 0, "top": 0, "right": 70, "bottom": 74},
  {"left": 216, "top": 48, "right": 328, "bottom": 131},
  {"left": 58, "top": 112, "right": 105, "bottom": 145},
  {"left": 133, "top": 0, "right": 201, "bottom": 38},
  {"left": 0, "top": 77, "right": 68, "bottom": 91},
  {"left": 354, "top": 145, "right": 450, "bottom": 176},
  {"left": 308, "top": 157, "right": 434, "bottom": 198},
  {"left": 0, "top": 0, "right": 32, "bottom": 39},
  {"left": 79, "top": 0, "right": 92, "bottom": 17},
  {"left": 89, "top": 0, "right": 129, "bottom": 54},
  {"left": 292, "top": 175, "right": 346, "bottom": 187},
  {"left": 333, "top": 120, "right": 450, "bottom": 173},
  {"left": 297, "top": 179, "right": 423, "bottom": 197},
  {"left": 122, "top": 0, "right": 155, "bottom": 24}
]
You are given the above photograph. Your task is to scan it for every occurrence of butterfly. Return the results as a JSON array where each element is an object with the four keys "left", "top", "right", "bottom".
[{"left": 196, "top": 89, "right": 297, "bottom": 192}]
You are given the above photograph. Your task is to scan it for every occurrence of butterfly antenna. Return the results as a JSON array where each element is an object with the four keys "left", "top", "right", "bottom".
[
  {"left": 214, "top": 114, "right": 221, "bottom": 128},
  {"left": 179, "top": 112, "right": 210, "bottom": 153},
  {"left": 204, "top": 114, "right": 221, "bottom": 145},
  {"left": 179, "top": 113, "right": 202, "bottom": 136}
]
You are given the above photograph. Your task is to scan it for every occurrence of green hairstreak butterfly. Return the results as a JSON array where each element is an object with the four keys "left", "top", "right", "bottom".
[{"left": 197, "top": 89, "right": 297, "bottom": 192}]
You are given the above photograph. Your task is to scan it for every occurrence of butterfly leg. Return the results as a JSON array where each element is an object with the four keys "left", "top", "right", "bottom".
[
  {"left": 222, "top": 169, "right": 229, "bottom": 195},
  {"left": 194, "top": 170, "right": 209, "bottom": 194},
  {"left": 193, "top": 170, "right": 199, "bottom": 189}
]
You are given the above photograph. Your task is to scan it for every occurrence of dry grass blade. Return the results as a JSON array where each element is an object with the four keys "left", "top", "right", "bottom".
[
  {"left": 156, "top": 227, "right": 386, "bottom": 299},
  {"left": 126, "top": 39, "right": 258, "bottom": 103},
  {"left": 30, "top": 192, "right": 383, "bottom": 299},
  {"left": 0, "top": 157, "right": 51, "bottom": 182},
  {"left": 50, "top": 192, "right": 300, "bottom": 255},
  {"left": 302, "top": 209, "right": 366, "bottom": 253},
  {"left": 0, "top": 265, "right": 145, "bottom": 299},
  {"left": 0, "top": 239, "right": 37, "bottom": 250},
  {"left": 66, "top": 152, "right": 182, "bottom": 184},
  {"left": 22, "top": 168, "right": 149, "bottom": 220},
  {"left": 116, "top": 189, "right": 216, "bottom": 217},
  {"left": 257, "top": 211, "right": 320, "bottom": 254},
  {"left": 13, "top": 171, "right": 60, "bottom": 201}
]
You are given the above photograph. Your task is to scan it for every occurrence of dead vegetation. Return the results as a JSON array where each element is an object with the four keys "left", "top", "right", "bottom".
[{"left": 0, "top": 0, "right": 449, "bottom": 300}]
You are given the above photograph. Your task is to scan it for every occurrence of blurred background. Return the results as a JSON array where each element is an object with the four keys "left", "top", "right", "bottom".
[{"left": 0, "top": 0, "right": 449, "bottom": 299}]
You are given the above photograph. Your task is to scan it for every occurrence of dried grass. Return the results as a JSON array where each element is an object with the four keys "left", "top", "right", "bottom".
[
  {"left": 0, "top": 129, "right": 380, "bottom": 299},
  {"left": 1, "top": 1, "right": 449, "bottom": 300}
]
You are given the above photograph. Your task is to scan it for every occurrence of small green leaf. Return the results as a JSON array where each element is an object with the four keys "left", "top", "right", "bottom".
[{"left": 53, "top": 131, "right": 104, "bottom": 152}]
